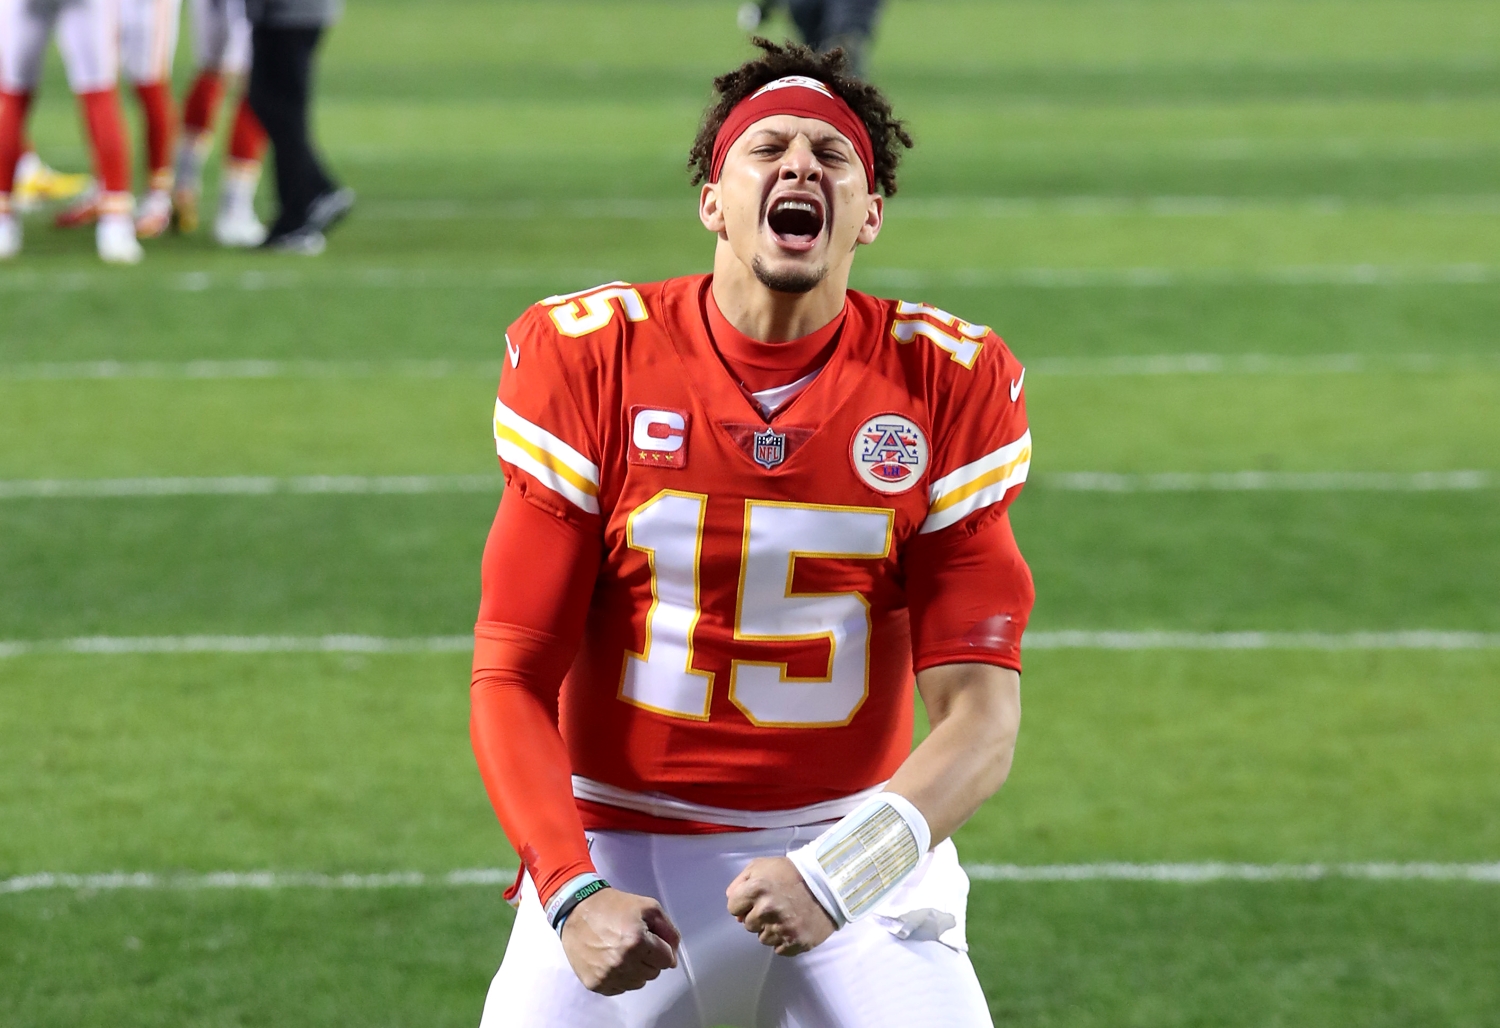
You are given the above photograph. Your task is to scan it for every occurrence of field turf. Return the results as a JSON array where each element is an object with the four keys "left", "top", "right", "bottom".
[{"left": 3, "top": 1, "right": 1498, "bottom": 1025}]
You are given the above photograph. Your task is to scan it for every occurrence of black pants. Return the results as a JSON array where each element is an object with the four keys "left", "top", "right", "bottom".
[
  {"left": 248, "top": 25, "right": 336, "bottom": 232},
  {"left": 787, "top": 0, "right": 884, "bottom": 68}
]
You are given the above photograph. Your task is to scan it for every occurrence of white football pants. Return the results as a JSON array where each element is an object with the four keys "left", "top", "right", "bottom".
[
  {"left": 479, "top": 827, "right": 994, "bottom": 1028},
  {"left": 119, "top": 0, "right": 180, "bottom": 84},
  {"left": 188, "top": 0, "right": 248, "bottom": 76},
  {"left": 0, "top": 0, "right": 118, "bottom": 94}
]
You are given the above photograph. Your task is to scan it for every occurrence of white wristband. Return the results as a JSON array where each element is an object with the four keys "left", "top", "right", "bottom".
[{"left": 788, "top": 793, "right": 931, "bottom": 927}]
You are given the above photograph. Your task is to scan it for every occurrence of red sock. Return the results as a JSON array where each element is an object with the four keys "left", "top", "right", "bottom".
[
  {"left": 134, "top": 81, "right": 176, "bottom": 188},
  {"left": 0, "top": 92, "right": 33, "bottom": 193},
  {"left": 182, "top": 71, "right": 223, "bottom": 134},
  {"left": 228, "top": 97, "right": 267, "bottom": 163},
  {"left": 77, "top": 89, "right": 132, "bottom": 194}
]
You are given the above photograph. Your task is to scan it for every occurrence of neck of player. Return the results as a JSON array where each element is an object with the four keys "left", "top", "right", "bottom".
[{"left": 710, "top": 243, "right": 851, "bottom": 343}]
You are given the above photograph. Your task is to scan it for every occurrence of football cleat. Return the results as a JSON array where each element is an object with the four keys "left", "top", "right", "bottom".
[
  {"left": 14, "top": 153, "right": 92, "bottom": 211},
  {"left": 97, "top": 214, "right": 144, "bottom": 265},
  {"left": 172, "top": 187, "right": 201, "bottom": 233},
  {"left": 55, "top": 192, "right": 100, "bottom": 229},
  {"left": 214, "top": 205, "right": 268, "bottom": 248},
  {"left": 136, "top": 190, "right": 173, "bottom": 239},
  {"left": 0, "top": 214, "right": 21, "bottom": 259}
]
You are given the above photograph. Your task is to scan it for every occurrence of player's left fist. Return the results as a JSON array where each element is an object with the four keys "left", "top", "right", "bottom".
[{"left": 726, "top": 856, "right": 836, "bottom": 956}]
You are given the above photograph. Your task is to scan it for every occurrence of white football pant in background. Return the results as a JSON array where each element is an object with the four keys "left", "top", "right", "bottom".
[{"left": 0, "top": 0, "right": 119, "bottom": 94}]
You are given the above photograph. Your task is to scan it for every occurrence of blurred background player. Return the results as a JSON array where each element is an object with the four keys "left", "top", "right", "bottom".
[
  {"left": 0, "top": 3, "right": 92, "bottom": 210},
  {"left": 54, "top": 0, "right": 182, "bottom": 237},
  {"left": 174, "top": 0, "right": 268, "bottom": 246},
  {"left": 245, "top": 0, "right": 351, "bottom": 253},
  {"left": 737, "top": 0, "right": 885, "bottom": 78},
  {"left": 0, "top": 0, "right": 142, "bottom": 262}
]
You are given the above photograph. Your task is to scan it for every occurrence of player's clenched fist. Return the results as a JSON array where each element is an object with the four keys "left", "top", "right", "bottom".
[
  {"left": 726, "top": 857, "right": 837, "bottom": 957},
  {"left": 560, "top": 888, "right": 682, "bottom": 995}
]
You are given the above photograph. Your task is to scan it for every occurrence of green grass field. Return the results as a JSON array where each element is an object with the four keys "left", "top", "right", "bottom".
[{"left": 3, "top": 1, "right": 1499, "bottom": 1025}]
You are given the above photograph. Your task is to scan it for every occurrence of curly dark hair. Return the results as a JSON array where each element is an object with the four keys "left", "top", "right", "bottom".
[{"left": 688, "top": 38, "right": 914, "bottom": 197}]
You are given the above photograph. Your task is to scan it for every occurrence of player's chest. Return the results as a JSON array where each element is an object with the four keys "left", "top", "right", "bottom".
[{"left": 597, "top": 361, "right": 935, "bottom": 546}]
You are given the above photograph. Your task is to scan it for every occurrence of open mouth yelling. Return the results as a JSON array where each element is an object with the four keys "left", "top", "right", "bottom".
[{"left": 765, "top": 195, "right": 826, "bottom": 252}]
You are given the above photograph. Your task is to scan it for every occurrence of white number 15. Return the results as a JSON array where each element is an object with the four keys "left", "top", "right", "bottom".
[{"left": 620, "top": 493, "right": 894, "bottom": 728}]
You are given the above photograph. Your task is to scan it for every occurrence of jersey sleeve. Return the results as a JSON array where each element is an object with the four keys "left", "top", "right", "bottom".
[
  {"left": 919, "top": 320, "right": 1031, "bottom": 536},
  {"left": 493, "top": 304, "right": 604, "bottom": 525},
  {"left": 472, "top": 487, "right": 602, "bottom": 908},
  {"left": 906, "top": 511, "right": 1035, "bottom": 673}
]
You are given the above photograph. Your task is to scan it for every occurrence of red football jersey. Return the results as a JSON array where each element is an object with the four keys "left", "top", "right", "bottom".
[{"left": 493, "top": 275, "right": 1031, "bottom": 822}]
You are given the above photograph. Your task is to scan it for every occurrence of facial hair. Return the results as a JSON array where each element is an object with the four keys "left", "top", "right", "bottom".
[{"left": 751, "top": 254, "right": 828, "bottom": 294}]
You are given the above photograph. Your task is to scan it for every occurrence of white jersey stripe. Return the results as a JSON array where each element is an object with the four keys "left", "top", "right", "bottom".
[
  {"left": 492, "top": 399, "right": 600, "bottom": 515},
  {"left": 571, "top": 775, "right": 886, "bottom": 829},
  {"left": 921, "top": 429, "right": 1032, "bottom": 533}
]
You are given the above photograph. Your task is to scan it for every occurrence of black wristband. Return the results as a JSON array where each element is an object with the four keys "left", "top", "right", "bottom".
[{"left": 550, "top": 878, "right": 610, "bottom": 933}]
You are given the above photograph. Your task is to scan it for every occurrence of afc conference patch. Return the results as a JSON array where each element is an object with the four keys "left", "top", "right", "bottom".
[{"left": 851, "top": 413, "right": 929, "bottom": 495}]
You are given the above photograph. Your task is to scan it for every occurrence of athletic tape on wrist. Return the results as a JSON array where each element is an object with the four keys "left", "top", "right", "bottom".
[
  {"left": 788, "top": 793, "right": 931, "bottom": 926},
  {"left": 545, "top": 872, "right": 610, "bottom": 933}
]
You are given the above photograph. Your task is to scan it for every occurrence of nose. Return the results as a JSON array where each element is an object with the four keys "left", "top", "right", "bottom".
[{"left": 778, "top": 135, "right": 822, "bottom": 185}]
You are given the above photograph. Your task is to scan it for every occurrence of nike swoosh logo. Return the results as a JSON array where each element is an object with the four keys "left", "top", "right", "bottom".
[
  {"left": 1010, "top": 367, "right": 1025, "bottom": 402},
  {"left": 506, "top": 335, "right": 520, "bottom": 368}
]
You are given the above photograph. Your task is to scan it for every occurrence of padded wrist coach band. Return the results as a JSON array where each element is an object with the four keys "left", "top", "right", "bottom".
[
  {"left": 788, "top": 792, "right": 931, "bottom": 926},
  {"left": 545, "top": 872, "right": 610, "bottom": 933}
]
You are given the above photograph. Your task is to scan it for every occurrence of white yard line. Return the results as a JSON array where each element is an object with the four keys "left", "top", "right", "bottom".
[
  {"left": 0, "top": 635, "right": 473, "bottom": 658},
  {"left": 4, "top": 863, "right": 1498, "bottom": 895},
  {"left": 4, "top": 352, "right": 1496, "bottom": 380},
  {"left": 3, "top": 631, "right": 1497, "bottom": 660},
  {"left": 0, "top": 474, "right": 503, "bottom": 499},
  {"left": 360, "top": 195, "right": 1500, "bottom": 221},
  {"left": 1042, "top": 470, "right": 1492, "bottom": 492},
  {"left": 0, "top": 471, "right": 1488, "bottom": 501},
  {"left": 1023, "top": 631, "right": 1500, "bottom": 651},
  {"left": 0, "top": 264, "right": 1494, "bottom": 294}
]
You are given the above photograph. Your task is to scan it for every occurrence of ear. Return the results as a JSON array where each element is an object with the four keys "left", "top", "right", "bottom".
[
  {"left": 699, "top": 183, "right": 726, "bottom": 233},
  {"left": 856, "top": 193, "right": 883, "bottom": 246}
]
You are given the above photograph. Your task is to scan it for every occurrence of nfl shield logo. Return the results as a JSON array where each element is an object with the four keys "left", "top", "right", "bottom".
[{"left": 752, "top": 428, "right": 786, "bottom": 469}]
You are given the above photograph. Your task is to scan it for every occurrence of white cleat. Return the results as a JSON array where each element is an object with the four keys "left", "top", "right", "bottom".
[
  {"left": 0, "top": 214, "right": 21, "bottom": 259},
  {"left": 135, "top": 189, "right": 173, "bottom": 239},
  {"left": 97, "top": 214, "right": 144, "bottom": 265},
  {"left": 214, "top": 205, "right": 268, "bottom": 248}
]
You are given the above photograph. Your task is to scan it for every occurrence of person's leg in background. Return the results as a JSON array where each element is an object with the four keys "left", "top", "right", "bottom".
[
  {"left": 119, "top": 0, "right": 181, "bottom": 236},
  {"left": 56, "top": 0, "right": 142, "bottom": 262},
  {"left": 786, "top": 0, "right": 826, "bottom": 51},
  {"left": 818, "top": 0, "right": 883, "bottom": 80},
  {"left": 1, "top": 0, "right": 56, "bottom": 255},
  {"left": 247, "top": 17, "right": 348, "bottom": 251},
  {"left": 175, "top": 0, "right": 265, "bottom": 243},
  {"left": 784, "top": 0, "right": 883, "bottom": 79}
]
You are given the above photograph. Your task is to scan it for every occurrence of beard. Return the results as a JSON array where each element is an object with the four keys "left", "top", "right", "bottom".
[{"left": 751, "top": 254, "right": 828, "bottom": 294}]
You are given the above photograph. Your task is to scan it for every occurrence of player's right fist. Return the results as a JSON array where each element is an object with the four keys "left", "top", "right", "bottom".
[{"left": 559, "top": 888, "right": 682, "bottom": 996}]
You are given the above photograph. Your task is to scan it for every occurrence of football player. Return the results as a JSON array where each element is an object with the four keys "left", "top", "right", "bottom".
[
  {"left": 0, "top": 0, "right": 141, "bottom": 262},
  {"left": 53, "top": 0, "right": 182, "bottom": 237},
  {"left": 173, "top": 0, "right": 267, "bottom": 246},
  {"left": 471, "top": 39, "right": 1033, "bottom": 1028}
]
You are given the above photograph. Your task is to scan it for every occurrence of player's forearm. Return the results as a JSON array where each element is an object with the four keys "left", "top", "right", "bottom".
[
  {"left": 884, "top": 662, "right": 1021, "bottom": 845},
  {"left": 471, "top": 667, "right": 597, "bottom": 905}
]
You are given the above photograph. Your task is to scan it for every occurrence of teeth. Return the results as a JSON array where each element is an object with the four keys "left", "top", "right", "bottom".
[{"left": 774, "top": 200, "right": 817, "bottom": 215}]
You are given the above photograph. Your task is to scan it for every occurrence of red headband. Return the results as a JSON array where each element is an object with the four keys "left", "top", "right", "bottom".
[{"left": 710, "top": 75, "right": 876, "bottom": 194}]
